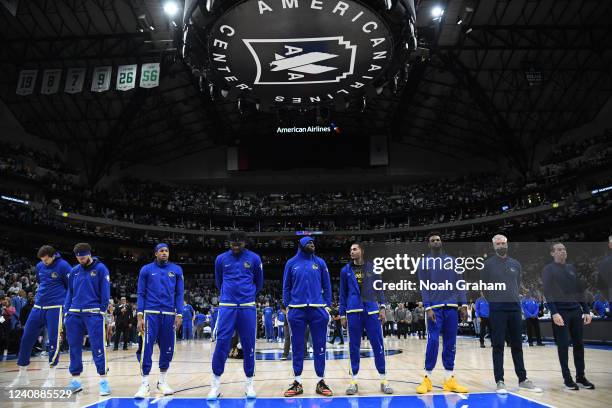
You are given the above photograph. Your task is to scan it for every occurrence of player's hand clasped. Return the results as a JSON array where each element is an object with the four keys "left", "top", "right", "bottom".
[{"left": 552, "top": 313, "right": 564, "bottom": 326}]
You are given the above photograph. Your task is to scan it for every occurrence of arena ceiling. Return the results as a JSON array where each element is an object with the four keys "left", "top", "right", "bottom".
[{"left": 1, "top": 0, "right": 611, "bottom": 183}]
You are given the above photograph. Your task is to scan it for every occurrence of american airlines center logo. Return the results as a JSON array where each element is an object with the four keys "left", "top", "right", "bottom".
[
  {"left": 244, "top": 37, "right": 356, "bottom": 85},
  {"left": 208, "top": 0, "right": 393, "bottom": 105}
]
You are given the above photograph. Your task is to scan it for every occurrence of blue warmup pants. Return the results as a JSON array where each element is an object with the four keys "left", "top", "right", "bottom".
[
  {"left": 65, "top": 312, "right": 107, "bottom": 375},
  {"left": 424, "top": 307, "right": 458, "bottom": 371},
  {"left": 264, "top": 320, "right": 274, "bottom": 341},
  {"left": 137, "top": 312, "right": 176, "bottom": 375},
  {"left": 347, "top": 311, "right": 386, "bottom": 376},
  {"left": 277, "top": 325, "right": 284, "bottom": 341},
  {"left": 17, "top": 306, "right": 63, "bottom": 367},
  {"left": 182, "top": 321, "right": 193, "bottom": 340},
  {"left": 288, "top": 307, "right": 329, "bottom": 377},
  {"left": 211, "top": 307, "right": 256, "bottom": 377}
]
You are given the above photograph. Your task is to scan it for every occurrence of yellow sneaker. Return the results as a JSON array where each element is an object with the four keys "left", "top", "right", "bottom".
[
  {"left": 443, "top": 375, "right": 468, "bottom": 393},
  {"left": 416, "top": 375, "right": 433, "bottom": 394}
]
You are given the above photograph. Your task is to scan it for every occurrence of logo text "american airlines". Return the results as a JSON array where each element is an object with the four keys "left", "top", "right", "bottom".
[{"left": 276, "top": 126, "right": 332, "bottom": 133}]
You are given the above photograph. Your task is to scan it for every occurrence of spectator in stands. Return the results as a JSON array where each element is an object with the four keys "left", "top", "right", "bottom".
[
  {"left": 414, "top": 302, "right": 425, "bottom": 339},
  {"left": 592, "top": 293, "right": 609, "bottom": 319},
  {"left": 395, "top": 303, "right": 410, "bottom": 339},
  {"left": 475, "top": 294, "right": 489, "bottom": 348},
  {"left": 521, "top": 293, "right": 543, "bottom": 346},
  {"left": 114, "top": 297, "right": 132, "bottom": 350},
  {"left": 383, "top": 305, "right": 395, "bottom": 337}
]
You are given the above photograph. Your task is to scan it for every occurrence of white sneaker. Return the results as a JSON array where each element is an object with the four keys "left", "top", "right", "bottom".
[
  {"left": 157, "top": 382, "right": 174, "bottom": 395},
  {"left": 134, "top": 383, "right": 150, "bottom": 399},
  {"left": 10, "top": 375, "right": 29, "bottom": 387},
  {"left": 207, "top": 376, "right": 221, "bottom": 400},
  {"left": 496, "top": 381, "right": 508, "bottom": 395},
  {"left": 41, "top": 378, "right": 55, "bottom": 388},
  {"left": 245, "top": 379, "right": 256, "bottom": 399}
]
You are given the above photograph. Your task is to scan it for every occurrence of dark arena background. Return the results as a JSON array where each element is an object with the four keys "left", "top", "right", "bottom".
[{"left": 0, "top": 1, "right": 611, "bottom": 407}]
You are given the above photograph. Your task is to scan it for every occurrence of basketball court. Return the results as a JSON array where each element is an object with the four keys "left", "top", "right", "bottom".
[{"left": 1, "top": 336, "right": 609, "bottom": 407}]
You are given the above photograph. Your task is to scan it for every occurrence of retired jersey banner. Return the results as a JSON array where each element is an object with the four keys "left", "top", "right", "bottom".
[
  {"left": 91, "top": 66, "right": 112, "bottom": 92},
  {"left": 16, "top": 69, "right": 37, "bottom": 95},
  {"left": 40, "top": 69, "right": 62, "bottom": 95},
  {"left": 139, "top": 63, "right": 160, "bottom": 88},
  {"left": 64, "top": 68, "right": 86, "bottom": 94},
  {"left": 116, "top": 64, "right": 137, "bottom": 91}
]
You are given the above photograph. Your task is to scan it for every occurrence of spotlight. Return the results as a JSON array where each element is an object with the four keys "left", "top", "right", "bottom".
[
  {"left": 465, "top": 27, "right": 473, "bottom": 34},
  {"left": 163, "top": 2, "right": 179, "bottom": 17},
  {"left": 138, "top": 14, "right": 155, "bottom": 32},
  {"left": 456, "top": 17, "right": 463, "bottom": 24},
  {"left": 431, "top": 6, "right": 444, "bottom": 19}
]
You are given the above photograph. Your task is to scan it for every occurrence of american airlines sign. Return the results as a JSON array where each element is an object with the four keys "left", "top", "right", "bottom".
[{"left": 207, "top": 0, "right": 393, "bottom": 106}]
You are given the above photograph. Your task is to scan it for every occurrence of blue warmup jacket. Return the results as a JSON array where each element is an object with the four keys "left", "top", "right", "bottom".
[
  {"left": 35, "top": 253, "right": 71, "bottom": 307},
  {"left": 278, "top": 311, "right": 285, "bottom": 323},
  {"left": 475, "top": 297, "right": 489, "bottom": 318},
  {"left": 417, "top": 253, "right": 466, "bottom": 310},
  {"left": 593, "top": 294, "right": 609, "bottom": 317},
  {"left": 137, "top": 260, "right": 184, "bottom": 315},
  {"left": 521, "top": 297, "right": 539, "bottom": 318},
  {"left": 282, "top": 237, "right": 332, "bottom": 308},
  {"left": 195, "top": 313, "right": 206, "bottom": 326},
  {"left": 339, "top": 261, "right": 385, "bottom": 316},
  {"left": 183, "top": 304, "right": 195, "bottom": 321},
  {"left": 215, "top": 248, "right": 263, "bottom": 306},
  {"left": 64, "top": 257, "right": 110, "bottom": 312},
  {"left": 263, "top": 306, "right": 273, "bottom": 323}
]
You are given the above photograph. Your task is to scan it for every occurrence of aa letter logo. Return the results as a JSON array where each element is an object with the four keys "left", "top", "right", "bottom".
[{"left": 243, "top": 37, "right": 356, "bottom": 85}]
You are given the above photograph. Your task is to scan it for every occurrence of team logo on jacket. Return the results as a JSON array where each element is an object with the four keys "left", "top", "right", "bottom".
[
  {"left": 51, "top": 272, "right": 58, "bottom": 278},
  {"left": 90, "top": 271, "right": 97, "bottom": 277},
  {"left": 312, "top": 264, "right": 319, "bottom": 270},
  {"left": 244, "top": 261, "right": 251, "bottom": 269},
  {"left": 207, "top": 0, "right": 393, "bottom": 106},
  {"left": 168, "top": 272, "right": 175, "bottom": 278}
]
